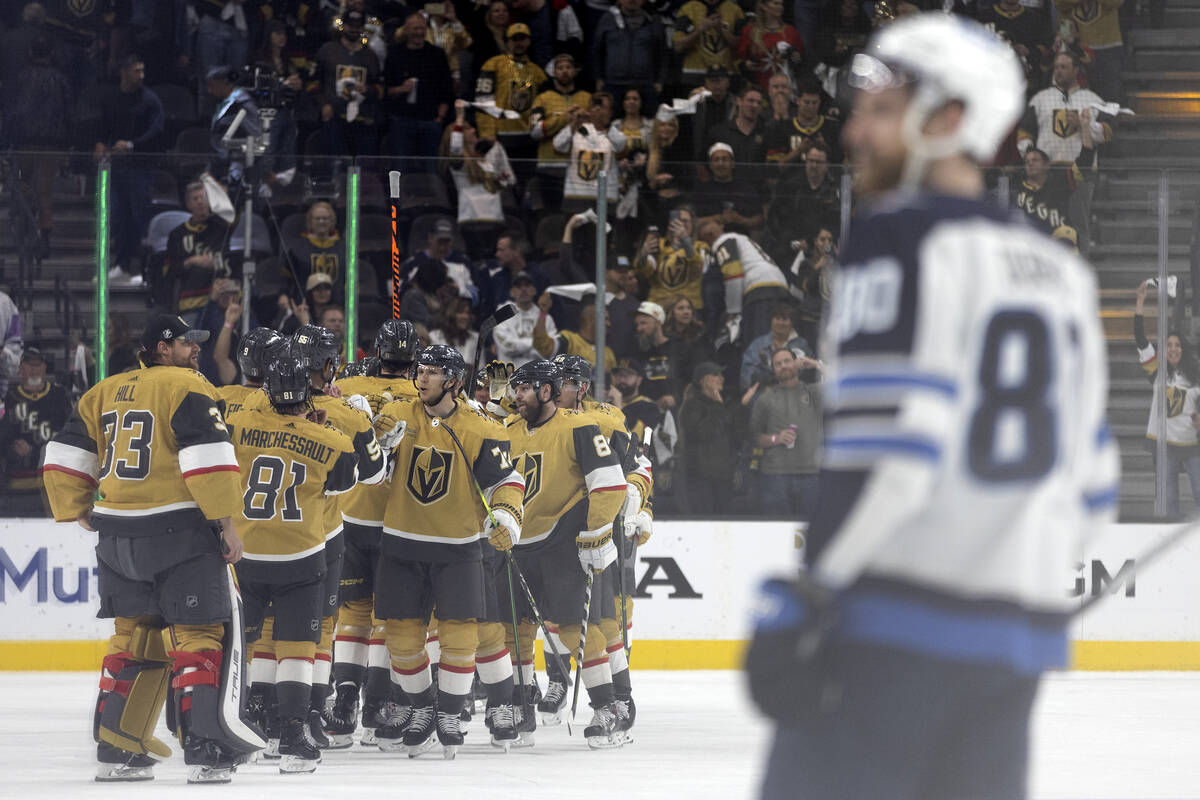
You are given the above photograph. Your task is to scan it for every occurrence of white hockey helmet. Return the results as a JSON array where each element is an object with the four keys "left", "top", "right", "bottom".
[{"left": 849, "top": 13, "right": 1025, "bottom": 166}]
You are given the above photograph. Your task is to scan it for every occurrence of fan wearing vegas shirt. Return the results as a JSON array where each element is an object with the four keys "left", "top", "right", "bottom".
[{"left": 746, "top": 15, "right": 1120, "bottom": 800}]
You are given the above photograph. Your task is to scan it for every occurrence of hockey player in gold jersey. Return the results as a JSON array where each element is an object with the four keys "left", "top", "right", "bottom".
[
  {"left": 239, "top": 325, "right": 385, "bottom": 751},
  {"left": 503, "top": 359, "right": 629, "bottom": 748},
  {"left": 554, "top": 353, "right": 652, "bottom": 744},
  {"left": 368, "top": 344, "right": 525, "bottom": 758},
  {"left": 226, "top": 345, "right": 360, "bottom": 773},
  {"left": 213, "top": 328, "right": 285, "bottom": 417},
  {"left": 42, "top": 314, "right": 260, "bottom": 783},
  {"left": 327, "top": 319, "right": 422, "bottom": 746}
]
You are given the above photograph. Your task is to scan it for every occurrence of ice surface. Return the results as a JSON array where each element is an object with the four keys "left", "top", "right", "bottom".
[{"left": 4, "top": 670, "right": 1200, "bottom": 799}]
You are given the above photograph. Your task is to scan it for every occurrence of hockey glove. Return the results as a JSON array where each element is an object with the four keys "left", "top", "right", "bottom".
[
  {"left": 346, "top": 394, "right": 371, "bottom": 417},
  {"left": 484, "top": 507, "right": 521, "bottom": 552},
  {"left": 633, "top": 509, "right": 653, "bottom": 546},
  {"left": 744, "top": 575, "right": 839, "bottom": 724},
  {"left": 367, "top": 391, "right": 394, "bottom": 420},
  {"left": 486, "top": 360, "right": 516, "bottom": 401},
  {"left": 372, "top": 413, "right": 407, "bottom": 450},
  {"left": 576, "top": 527, "right": 618, "bottom": 573}
]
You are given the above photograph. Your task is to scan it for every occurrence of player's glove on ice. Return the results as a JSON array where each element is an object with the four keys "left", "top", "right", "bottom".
[
  {"left": 745, "top": 576, "right": 839, "bottom": 723},
  {"left": 485, "top": 508, "right": 521, "bottom": 552},
  {"left": 576, "top": 527, "right": 617, "bottom": 572},
  {"left": 372, "top": 412, "right": 407, "bottom": 450}
]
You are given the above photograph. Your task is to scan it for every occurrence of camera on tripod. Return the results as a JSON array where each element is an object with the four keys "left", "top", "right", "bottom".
[{"left": 249, "top": 67, "right": 297, "bottom": 110}]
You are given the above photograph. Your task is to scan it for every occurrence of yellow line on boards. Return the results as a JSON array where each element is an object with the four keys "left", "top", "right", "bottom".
[{"left": 5, "top": 640, "right": 1200, "bottom": 671}]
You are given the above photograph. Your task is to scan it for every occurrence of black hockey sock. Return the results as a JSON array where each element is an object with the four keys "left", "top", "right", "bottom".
[
  {"left": 277, "top": 682, "right": 309, "bottom": 722},
  {"left": 436, "top": 688, "right": 465, "bottom": 716},
  {"left": 332, "top": 662, "right": 366, "bottom": 686},
  {"left": 483, "top": 678, "right": 514, "bottom": 708},
  {"left": 363, "top": 665, "right": 391, "bottom": 707},
  {"left": 585, "top": 682, "right": 616, "bottom": 708},
  {"left": 613, "top": 668, "right": 632, "bottom": 700},
  {"left": 309, "top": 681, "right": 331, "bottom": 711}
]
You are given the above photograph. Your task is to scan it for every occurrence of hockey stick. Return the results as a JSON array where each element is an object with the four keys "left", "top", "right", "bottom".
[
  {"left": 568, "top": 570, "right": 594, "bottom": 731},
  {"left": 616, "top": 425, "right": 653, "bottom": 660},
  {"left": 1076, "top": 514, "right": 1200, "bottom": 617},
  {"left": 465, "top": 304, "right": 517, "bottom": 400},
  {"left": 389, "top": 171, "right": 402, "bottom": 320}
]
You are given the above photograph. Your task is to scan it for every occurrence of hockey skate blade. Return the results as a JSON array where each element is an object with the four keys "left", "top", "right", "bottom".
[
  {"left": 407, "top": 735, "right": 438, "bottom": 759},
  {"left": 187, "top": 766, "right": 234, "bottom": 784},
  {"left": 375, "top": 736, "right": 406, "bottom": 753},
  {"left": 539, "top": 709, "right": 565, "bottom": 726},
  {"left": 442, "top": 745, "right": 458, "bottom": 760},
  {"left": 279, "top": 755, "right": 320, "bottom": 774},
  {"left": 586, "top": 734, "right": 626, "bottom": 750},
  {"left": 95, "top": 764, "right": 154, "bottom": 782},
  {"left": 324, "top": 734, "right": 355, "bottom": 750},
  {"left": 489, "top": 736, "right": 513, "bottom": 752}
]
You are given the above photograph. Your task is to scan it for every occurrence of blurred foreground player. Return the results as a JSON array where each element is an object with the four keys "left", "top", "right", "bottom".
[
  {"left": 747, "top": 14, "right": 1119, "bottom": 800},
  {"left": 42, "top": 314, "right": 263, "bottom": 783}
]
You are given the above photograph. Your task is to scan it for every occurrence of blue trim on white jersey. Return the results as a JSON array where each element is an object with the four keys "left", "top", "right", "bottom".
[
  {"left": 1096, "top": 423, "right": 1114, "bottom": 448},
  {"left": 1083, "top": 486, "right": 1120, "bottom": 511},
  {"left": 825, "top": 435, "right": 941, "bottom": 462},
  {"left": 836, "top": 373, "right": 959, "bottom": 399},
  {"left": 836, "top": 589, "right": 1069, "bottom": 675}
]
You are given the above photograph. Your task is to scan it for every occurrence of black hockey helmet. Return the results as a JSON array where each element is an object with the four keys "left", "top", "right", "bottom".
[
  {"left": 375, "top": 319, "right": 420, "bottom": 365},
  {"left": 264, "top": 344, "right": 312, "bottom": 410},
  {"left": 293, "top": 324, "right": 341, "bottom": 373},
  {"left": 338, "top": 356, "right": 381, "bottom": 379},
  {"left": 510, "top": 358, "right": 562, "bottom": 400},
  {"left": 552, "top": 353, "right": 592, "bottom": 386},
  {"left": 238, "top": 327, "right": 286, "bottom": 381},
  {"left": 416, "top": 344, "right": 467, "bottom": 384}
]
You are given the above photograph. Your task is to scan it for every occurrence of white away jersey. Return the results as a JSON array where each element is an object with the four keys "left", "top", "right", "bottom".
[{"left": 809, "top": 194, "right": 1118, "bottom": 675}]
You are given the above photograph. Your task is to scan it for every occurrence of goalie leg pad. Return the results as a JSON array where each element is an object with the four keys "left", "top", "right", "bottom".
[{"left": 96, "top": 619, "right": 173, "bottom": 759}]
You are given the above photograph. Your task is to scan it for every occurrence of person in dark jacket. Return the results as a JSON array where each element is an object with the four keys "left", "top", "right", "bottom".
[
  {"left": 678, "top": 361, "right": 736, "bottom": 514},
  {"left": 385, "top": 12, "right": 454, "bottom": 173},
  {"left": 592, "top": 0, "right": 667, "bottom": 112}
]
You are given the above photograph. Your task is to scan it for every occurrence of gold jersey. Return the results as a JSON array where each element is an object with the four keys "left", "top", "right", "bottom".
[
  {"left": 506, "top": 408, "right": 627, "bottom": 549},
  {"left": 534, "top": 328, "right": 616, "bottom": 370},
  {"left": 242, "top": 389, "right": 385, "bottom": 537},
  {"left": 379, "top": 397, "right": 525, "bottom": 563},
  {"left": 636, "top": 237, "right": 709, "bottom": 311},
  {"left": 529, "top": 87, "right": 592, "bottom": 164},
  {"left": 226, "top": 407, "right": 358, "bottom": 571},
  {"left": 43, "top": 365, "right": 242, "bottom": 530},
  {"left": 581, "top": 399, "right": 652, "bottom": 514},
  {"left": 214, "top": 382, "right": 261, "bottom": 418},
  {"left": 474, "top": 55, "right": 547, "bottom": 139},
  {"left": 335, "top": 373, "right": 420, "bottom": 526}
]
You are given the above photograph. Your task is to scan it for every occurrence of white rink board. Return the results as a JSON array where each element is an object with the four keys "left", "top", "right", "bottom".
[{"left": 4, "top": 517, "right": 1200, "bottom": 659}]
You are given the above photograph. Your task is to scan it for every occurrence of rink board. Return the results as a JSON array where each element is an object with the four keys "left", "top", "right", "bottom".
[{"left": 1, "top": 517, "right": 1197, "bottom": 670}]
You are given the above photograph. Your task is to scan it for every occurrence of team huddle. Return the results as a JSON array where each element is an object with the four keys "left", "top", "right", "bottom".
[{"left": 40, "top": 312, "right": 653, "bottom": 783}]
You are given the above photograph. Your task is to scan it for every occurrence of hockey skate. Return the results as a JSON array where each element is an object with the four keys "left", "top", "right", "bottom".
[
  {"left": 402, "top": 704, "right": 438, "bottom": 758},
  {"left": 374, "top": 702, "right": 415, "bottom": 753},
  {"left": 436, "top": 710, "right": 465, "bottom": 760},
  {"left": 538, "top": 679, "right": 568, "bottom": 726},
  {"left": 278, "top": 717, "right": 322, "bottom": 774},
  {"left": 325, "top": 683, "right": 360, "bottom": 749},
  {"left": 612, "top": 698, "right": 635, "bottom": 745},
  {"left": 583, "top": 702, "right": 627, "bottom": 750},
  {"left": 359, "top": 695, "right": 387, "bottom": 747},
  {"left": 183, "top": 737, "right": 239, "bottom": 784},
  {"left": 486, "top": 704, "right": 517, "bottom": 752},
  {"left": 513, "top": 700, "right": 537, "bottom": 747},
  {"left": 95, "top": 743, "right": 156, "bottom": 782},
  {"left": 308, "top": 708, "right": 331, "bottom": 749}
]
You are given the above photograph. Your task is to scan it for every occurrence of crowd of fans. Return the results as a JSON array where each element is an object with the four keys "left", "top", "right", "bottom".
[{"left": 0, "top": 0, "right": 1130, "bottom": 517}]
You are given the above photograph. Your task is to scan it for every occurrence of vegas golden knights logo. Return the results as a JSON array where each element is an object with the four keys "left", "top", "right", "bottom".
[
  {"left": 662, "top": 251, "right": 686, "bottom": 289},
  {"left": 1052, "top": 109, "right": 1079, "bottom": 139},
  {"left": 311, "top": 252, "right": 340, "bottom": 278},
  {"left": 510, "top": 81, "right": 534, "bottom": 113},
  {"left": 1069, "top": 0, "right": 1101, "bottom": 24},
  {"left": 578, "top": 151, "right": 604, "bottom": 181},
  {"left": 407, "top": 446, "right": 454, "bottom": 504},
  {"left": 69, "top": 0, "right": 96, "bottom": 15},
  {"left": 701, "top": 28, "right": 724, "bottom": 56},
  {"left": 1167, "top": 385, "right": 1187, "bottom": 418},
  {"left": 518, "top": 452, "right": 543, "bottom": 502}
]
